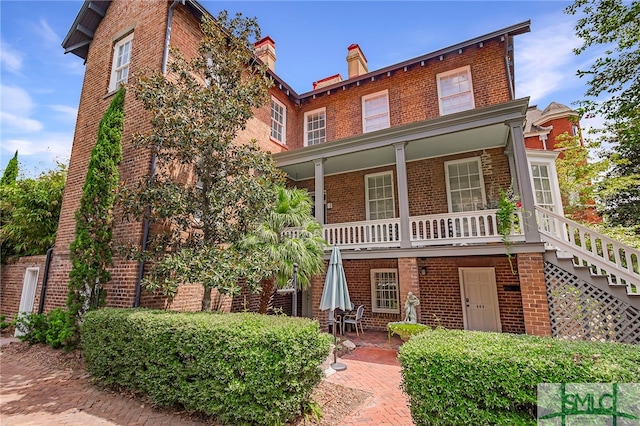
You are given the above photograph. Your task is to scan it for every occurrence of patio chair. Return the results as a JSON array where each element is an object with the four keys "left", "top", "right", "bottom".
[
  {"left": 328, "top": 309, "right": 343, "bottom": 335},
  {"left": 343, "top": 305, "right": 365, "bottom": 336}
]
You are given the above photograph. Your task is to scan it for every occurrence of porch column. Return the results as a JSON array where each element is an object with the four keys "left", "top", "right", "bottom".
[
  {"left": 507, "top": 120, "right": 540, "bottom": 243},
  {"left": 394, "top": 142, "right": 411, "bottom": 248},
  {"left": 398, "top": 257, "right": 420, "bottom": 322},
  {"left": 314, "top": 158, "right": 325, "bottom": 225}
]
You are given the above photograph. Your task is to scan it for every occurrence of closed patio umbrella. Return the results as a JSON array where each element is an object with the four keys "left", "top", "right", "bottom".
[{"left": 320, "top": 246, "right": 353, "bottom": 371}]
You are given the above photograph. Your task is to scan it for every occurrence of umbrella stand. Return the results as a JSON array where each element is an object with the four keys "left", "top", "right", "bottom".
[{"left": 331, "top": 312, "right": 347, "bottom": 371}]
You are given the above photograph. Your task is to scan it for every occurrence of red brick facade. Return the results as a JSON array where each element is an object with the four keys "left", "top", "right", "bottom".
[
  {"left": 0, "top": 256, "right": 47, "bottom": 321},
  {"left": 27, "top": 1, "right": 555, "bottom": 338}
]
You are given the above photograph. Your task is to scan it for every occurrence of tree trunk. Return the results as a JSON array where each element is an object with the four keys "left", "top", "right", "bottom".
[
  {"left": 202, "top": 287, "right": 212, "bottom": 311},
  {"left": 258, "top": 278, "right": 274, "bottom": 314}
]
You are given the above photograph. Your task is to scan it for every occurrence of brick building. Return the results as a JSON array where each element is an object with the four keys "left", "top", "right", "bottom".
[{"left": 5, "top": 0, "right": 638, "bottom": 341}]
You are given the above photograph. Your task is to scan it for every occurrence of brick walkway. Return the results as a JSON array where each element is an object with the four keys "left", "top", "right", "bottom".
[
  {"left": 1, "top": 332, "right": 413, "bottom": 425},
  {"left": 327, "top": 331, "right": 414, "bottom": 426}
]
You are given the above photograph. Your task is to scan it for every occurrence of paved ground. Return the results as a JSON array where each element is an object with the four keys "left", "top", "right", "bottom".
[{"left": 1, "top": 332, "right": 413, "bottom": 425}]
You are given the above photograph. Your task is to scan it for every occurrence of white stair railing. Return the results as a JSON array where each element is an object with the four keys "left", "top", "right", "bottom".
[{"left": 535, "top": 206, "right": 640, "bottom": 295}]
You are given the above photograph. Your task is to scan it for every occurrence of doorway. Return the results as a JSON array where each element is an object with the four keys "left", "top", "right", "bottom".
[
  {"left": 15, "top": 267, "right": 40, "bottom": 337},
  {"left": 459, "top": 267, "right": 501, "bottom": 332}
]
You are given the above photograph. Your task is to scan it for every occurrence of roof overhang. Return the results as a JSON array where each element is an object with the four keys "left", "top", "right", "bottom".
[
  {"left": 61, "top": 1, "right": 112, "bottom": 60},
  {"left": 274, "top": 98, "right": 530, "bottom": 181}
]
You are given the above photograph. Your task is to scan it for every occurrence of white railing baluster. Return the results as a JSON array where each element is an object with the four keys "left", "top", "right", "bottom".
[{"left": 535, "top": 206, "right": 640, "bottom": 296}]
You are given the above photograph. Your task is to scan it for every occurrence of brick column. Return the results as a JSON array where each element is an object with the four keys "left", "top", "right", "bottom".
[
  {"left": 311, "top": 266, "right": 328, "bottom": 330},
  {"left": 517, "top": 253, "right": 551, "bottom": 336},
  {"left": 398, "top": 257, "right": 420, "bottom": 322}
]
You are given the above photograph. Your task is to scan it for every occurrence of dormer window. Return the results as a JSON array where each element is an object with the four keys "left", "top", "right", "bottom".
[
  {"left": 437, "top": 65, "right": 475, "bottom": 115},
  {"left": 304, "top": 108, "right": 326, "bottom": 146},
  {"left": 362, "top": 90, "right": 390, "bottom": 133},
  {"left": 108, "top": 33, "right": 134, "bottom": 93},
  {"left": 271, "top": 97, "right": 286, "bottom": 145}
]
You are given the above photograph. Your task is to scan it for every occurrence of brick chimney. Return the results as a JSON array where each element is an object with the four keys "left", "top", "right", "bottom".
[
  {"left": 313, "top": 74, "right": 343, "bottom": 90},
  {"left": 255, "top": 36, "right": 276, "bottom": 71},
  {"left": 347, "top": 44, "right": 368, "bottom": 78}
]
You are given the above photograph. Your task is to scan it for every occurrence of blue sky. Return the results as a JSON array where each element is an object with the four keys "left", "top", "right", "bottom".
[{"left": 1, "top": 1, "right": 604, "bottom": 177}]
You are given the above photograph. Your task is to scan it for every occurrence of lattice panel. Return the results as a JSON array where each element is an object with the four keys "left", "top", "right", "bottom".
[{"left": 545, "top": 262, "right": 640, "bottom": 344}]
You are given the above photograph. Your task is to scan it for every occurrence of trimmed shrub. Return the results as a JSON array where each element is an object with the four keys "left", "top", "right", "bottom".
[
  {"left": 399, "top": 329, "right": 640, "bottom": 425},
  {"left": 387, "top": 322, "right": 430, "bottom": 341},
  {"left": 82, "top": 308, "right": 332, "bottom": 425}
]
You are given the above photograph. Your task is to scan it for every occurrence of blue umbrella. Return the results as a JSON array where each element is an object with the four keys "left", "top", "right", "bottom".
[{"left": 320, "top": 246, "right": 352, "bottom": 371}]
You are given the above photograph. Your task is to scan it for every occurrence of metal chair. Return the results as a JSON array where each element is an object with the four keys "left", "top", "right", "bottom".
[
  {"left": 343, "top": 305, "right": 365, "bottom": 336},
  {"left": 328, "top": 309, "right": 342, "bottom": 335}
]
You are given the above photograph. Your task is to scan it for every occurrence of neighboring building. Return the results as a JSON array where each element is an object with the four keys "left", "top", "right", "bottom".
[{"left": 4, "top": 0, "right": 638, "bottom": 343}]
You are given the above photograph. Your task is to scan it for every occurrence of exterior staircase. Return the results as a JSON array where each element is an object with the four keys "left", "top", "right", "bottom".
[{"left": 535, "top": 207, "right": 640, "bottom": 343}]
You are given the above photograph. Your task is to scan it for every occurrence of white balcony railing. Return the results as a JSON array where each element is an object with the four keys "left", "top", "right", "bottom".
[
  {"left": 323, "top": 218, "right": 401, "bottom": 250},
  {"left": 410, "top": 209, "right": 524, "bottom": 247},
  {"left": 285, "top": 210, "right": 524, "bottom": 251}
]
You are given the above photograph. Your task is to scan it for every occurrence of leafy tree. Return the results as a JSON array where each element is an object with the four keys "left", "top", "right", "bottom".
[
  {"left": 240, "top": 186, "right": 326, "bottom": 314},
  {"left": 1, "top": 151, "right": 18, "bottom": 185},
  {"left": 0, "top": 164, "right": 66, "bottom": 263},
  {"left": 565, "top": 0, "right": 640, "bottom": 232},
  {"left": 68, "top": 88, "right": 124, "bottom": 319},
  {"left": 120, "top": 12, "right": 285, "bottom": 311},
  {"left": 554, "top": 131, "right": 608, "bottom": 220}
]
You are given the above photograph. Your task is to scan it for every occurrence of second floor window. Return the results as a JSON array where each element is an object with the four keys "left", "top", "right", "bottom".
[
  {"left": 362, "top": 90, "right": 390, "bottom": 133},
  {"left": 271, "top": 97, "right": 286, "bottom": 144},
  {"left": 445, "top": 157, "right": 485, "bottom": 212},
  {"left": 437, "top": 66, "right": 475, "bottom": 115},
  {"left": 304, "top": 108, "right": 326, "bottom": 146},
  {"left": 531, "top": 163, "right": 555, "bottom": 211},
  {"left": 109, "top": 33, "right": 134, "bottom": 92},
  {"left": 365, "top": 171, "right": 395, "bottom": 220}
]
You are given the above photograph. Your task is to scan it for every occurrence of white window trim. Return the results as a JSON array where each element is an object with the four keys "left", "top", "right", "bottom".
[
  {"left": 526, "top": 150, "right": 564, "bottom": 216},
  {"left": 444, "top": 157, "right": 486, "bottom": 213},
  {"left": 364, "top": 170, "right": 395, "bottom": 220},
  {"left": 270, "top": 96, "right": 287, "bottom": 145},
  {"left": 371, "top": 268, "right": 399, "bottom": 314},
  {"left": 436, "top": 65, "right": 475, "bottom": 116},
  {"left": 362, "top": 89, "right": 390, "bottom": 133},
  {"left": 304, "top": 107, "right": 326, "bottom": 146},
  {"left": 108, "top": 33, "right": 134, "bottom": 93}
]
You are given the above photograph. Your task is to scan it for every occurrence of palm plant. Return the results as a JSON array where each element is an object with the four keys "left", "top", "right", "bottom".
[{"left": 240, "top": 186, "right": 326, "bottom": 314}]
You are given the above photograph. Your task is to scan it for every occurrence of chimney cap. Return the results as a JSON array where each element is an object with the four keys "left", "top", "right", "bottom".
[
  {"left": 255, "top": 36, "right": 275, "bottom": 48},
  {"left": 347, "top": 43, "right": 367, "bottom": 63}
]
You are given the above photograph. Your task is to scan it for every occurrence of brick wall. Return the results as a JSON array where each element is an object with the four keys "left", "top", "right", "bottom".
[
  {"left": 311, "top": 255, "right": 527, "bottom": 333},
  {"left": 417, "top": 255, "right": 525, "bottom": 334},
  {"left": 517, "top": 252, "right": 551, "bottom": 335},
  {"left": 289, "top": 39, "right": 511, "bottom": 150},
  {"left": 0, "top": 255, "right": 46, "bottom": 320},
  {"left": 291, "top": 147, "right": 512, "bottom": 224}
]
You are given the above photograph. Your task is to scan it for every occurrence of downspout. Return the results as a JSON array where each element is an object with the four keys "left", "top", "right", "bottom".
[
  {"left": 134, "top": 0, "right": 182, "bottom": 307},
  {"left": 37, "top": 247, "right": 54, "bottom": 314},
  {"left": 503, "top": 33, "right": 515, "bottom": 100}
]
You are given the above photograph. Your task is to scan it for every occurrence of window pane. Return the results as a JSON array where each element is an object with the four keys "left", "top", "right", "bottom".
[{"left": 446, "top": 159, "right": 483, "bottom": 212}]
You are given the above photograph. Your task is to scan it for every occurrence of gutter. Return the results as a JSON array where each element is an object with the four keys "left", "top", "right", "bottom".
[
  {"left": 134, "top": 0, "right": 182, "bottom": 307},
  {"left": 37, "top": 247, "right": 54, "bottom": 314}
]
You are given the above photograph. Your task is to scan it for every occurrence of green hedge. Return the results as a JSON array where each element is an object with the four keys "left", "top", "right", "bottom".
[
  {"left": 399, "top": 329, "right": 640, "bottom": 425},
  {"left": 82, "top": 308, "right": 332, "bottom": 425}
]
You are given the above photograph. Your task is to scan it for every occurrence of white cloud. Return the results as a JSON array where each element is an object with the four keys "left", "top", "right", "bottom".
[
  {"left": 0, "top": 41, "right": 23, "bottom": 75},
  {"left": 2, "top": 132, "right": 73, "bottom": 159},
  {"left": 0, "top": 112, "right": 43, "bottom": 133},
  {"left": 34, "top": 18, "right": 61, "bottom": 45},
  {"left": 515, "top": 19, "right": 582, "bottom": 104},
  {"left": 0, "top": 85, "right": 43, "bottom": 132},
  {"left": 49, "top": 104, "right": 78, "bottom": 122},
  {"left": 1, "top": 85, "right": 35, "bottom": 115}
]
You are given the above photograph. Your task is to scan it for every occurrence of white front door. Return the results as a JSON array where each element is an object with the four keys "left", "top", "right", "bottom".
[
  {"left": 459, "top": 267, "right": 501, "bottom": 332},
  {"left": 15, "top": 268, "right": 40, "bottom": 337}
]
